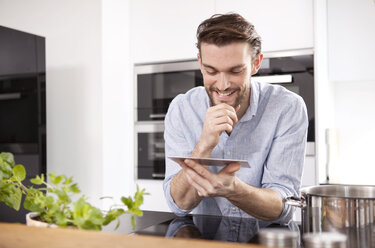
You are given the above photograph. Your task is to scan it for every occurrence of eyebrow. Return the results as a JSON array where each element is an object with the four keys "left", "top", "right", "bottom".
[{"left": 202, "top": 63, "right": 246, "bottom": 71}]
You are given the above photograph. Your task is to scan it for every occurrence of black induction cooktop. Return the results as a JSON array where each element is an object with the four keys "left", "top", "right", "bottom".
[{"left": 104, "top": 211, "right": 301, "bottom": 245}]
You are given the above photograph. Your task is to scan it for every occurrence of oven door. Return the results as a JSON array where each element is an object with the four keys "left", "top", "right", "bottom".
[
  {"left": 136, "top": 123, "right": 165, "bottom": 179},
  {"left": 252, "top": 72, "right": 314, "bottom": 140},
  {"left": 135, "top": 60, "right": 202, "bottom": 121},
  {"left": 253, "top": 53, "right": 315, "bottom": 156}
]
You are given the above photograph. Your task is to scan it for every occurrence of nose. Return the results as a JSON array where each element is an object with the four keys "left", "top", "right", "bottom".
[{"left": 216, "top": 72, "right": 230, "bottom": 91}]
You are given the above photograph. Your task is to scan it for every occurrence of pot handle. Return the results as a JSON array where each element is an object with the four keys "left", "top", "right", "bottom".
[{"left": 283, "top": 195, "right": 306, "bottom": 208}]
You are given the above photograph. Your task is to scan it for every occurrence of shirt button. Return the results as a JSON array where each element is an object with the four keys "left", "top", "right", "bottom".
[
  {"left": 232, "top": 207, "right": 236, "bottom": 211},
  {"left": 231, "top": 226, "right": 236, "bottom": 230},
  {"left": 226, "top": 151, "right": 231, "bottom": 155}
]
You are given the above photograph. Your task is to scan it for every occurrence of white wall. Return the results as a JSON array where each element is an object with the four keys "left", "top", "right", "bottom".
[
  {"left": 101, "top": 0, "right": 136, "bottom": 207},
  {"left": 0, "top": 0, "right": 103, "bottom": 206}
]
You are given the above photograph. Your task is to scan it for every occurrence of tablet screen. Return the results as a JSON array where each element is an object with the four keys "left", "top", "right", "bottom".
[{"left": 168, "top": 156, "right": 250, "bottom": 168}]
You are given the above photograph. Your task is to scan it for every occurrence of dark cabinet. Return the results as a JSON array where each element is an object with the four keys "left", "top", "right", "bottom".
[
  {"left": 0, "top": 26, "right": 39, "bottom": 76},
  {"left": 0, "top": 26, "right": 46, "bottom": 223}
]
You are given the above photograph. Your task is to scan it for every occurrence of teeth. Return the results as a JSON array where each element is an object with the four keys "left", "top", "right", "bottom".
[{"left": 218, "top": 91, "right": 233, "bottom": 96}]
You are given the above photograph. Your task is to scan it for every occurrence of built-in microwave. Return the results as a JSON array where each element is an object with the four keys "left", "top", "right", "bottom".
[{"left": 135, "top": 49, "right": 315, "bottom": 180}]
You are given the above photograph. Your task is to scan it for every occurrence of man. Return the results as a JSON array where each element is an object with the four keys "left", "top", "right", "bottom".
[{"left": 163, "top": 13, "right": 308, "bottom": 221}]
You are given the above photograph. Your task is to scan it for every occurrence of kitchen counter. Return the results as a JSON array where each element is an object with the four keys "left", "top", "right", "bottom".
[{"left": 0, "top": 222, "right": 267, "bottom": 248}]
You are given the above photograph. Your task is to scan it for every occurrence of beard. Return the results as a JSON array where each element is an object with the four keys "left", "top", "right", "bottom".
[{"left": 205, "top": 84, "right": 249, "bottom": 108}]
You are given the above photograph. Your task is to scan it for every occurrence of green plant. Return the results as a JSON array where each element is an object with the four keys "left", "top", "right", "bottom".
[{"left": 0, "top": 152, "right": 149, "bottom": 230}]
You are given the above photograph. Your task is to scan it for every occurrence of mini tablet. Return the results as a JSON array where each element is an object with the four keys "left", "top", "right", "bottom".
[{"left": 168, "top": 156, "right": 250, "bottom": 168}]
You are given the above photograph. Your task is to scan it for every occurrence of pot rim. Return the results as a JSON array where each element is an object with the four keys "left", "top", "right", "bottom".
[
  {"left": 26, "top": 212, "right": 58, "bottom": 228},
  {"left": 301, "top": 184, "right": 375, "bottom": 199}
]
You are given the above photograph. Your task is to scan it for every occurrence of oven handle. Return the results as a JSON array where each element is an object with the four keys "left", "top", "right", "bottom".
[
  {"left": 0, "top": 92, "right": 22, "bottom": 100},
  {"left": 152, "top": 173, "right": 165, "bottom": 179},
  {"left": 149, "top": 113, "right": 166, "bottom": 119},
  {"left": 252, "top": 74, "right": 293, "bottom": 84}
]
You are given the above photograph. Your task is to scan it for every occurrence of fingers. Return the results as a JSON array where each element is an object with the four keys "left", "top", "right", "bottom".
[
  {"left": 208, "top": 104, "right": 238, "bottom": 125},
  {"left": 184, "top": 159, "right": 213, "bottom": 182},
  {"left": 182, "top": 159, "right": 239, "bottom": 198},
  {"left": 220, "top": 162, "right": 241, "bottom": 174},
  {"left": 184, "top": 168, "right": 211, "bottom": 197},
  {"left": 199, "top": 103, "right": 239, "bottom": 150},
  {"left": 183, "top": 159, "right": 214, "bottom": 197}
]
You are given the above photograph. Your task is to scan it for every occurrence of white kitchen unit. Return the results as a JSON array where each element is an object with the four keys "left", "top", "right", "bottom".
[
  {"left": 130, "top": 0, "right": 314, "bottom": 63},
  {"left": 301, "top": 156, "right": 317, "bottom": 187},
  {"left": 215, "top": 0, "right": 314, "bottom": 53},
  {"left": 130, "top": 0, "right": 215, "bottom": 63},
  {"left": 327, "top": 0, "right": 375, "bottom": 81}
]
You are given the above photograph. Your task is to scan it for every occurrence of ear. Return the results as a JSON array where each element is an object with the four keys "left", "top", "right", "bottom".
[
  {"left": 197, "top": 53, "right": 202, "bottom": 66},
  {"left": 251, "top": 53, "right": 263, "bottom": 75},
  {"left": 197, "top": 53, "right": 204, "bottom": 74}
]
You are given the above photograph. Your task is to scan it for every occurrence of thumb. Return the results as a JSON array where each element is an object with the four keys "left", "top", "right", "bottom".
[
  {"left": 220, "top": 162, "right": 241, "bottom": 175},
  {"left": 235, "top": 105, "right": 241, "bottom": 112}
]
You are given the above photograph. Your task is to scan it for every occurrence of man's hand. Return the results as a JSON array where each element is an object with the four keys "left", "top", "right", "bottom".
[
  {"left": 180, "top": 159, "right": 241, "bottom": 198},
  {"left": 173, "top": 158, "right": 283, "bottom": 221},
  {"left": 197, "top": 103, "right": 240, "bottom": 153}
]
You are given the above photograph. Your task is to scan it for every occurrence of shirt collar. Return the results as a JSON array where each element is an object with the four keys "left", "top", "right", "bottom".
[{"left": 239, "top": 80, "right": 259, "bottom": 122}]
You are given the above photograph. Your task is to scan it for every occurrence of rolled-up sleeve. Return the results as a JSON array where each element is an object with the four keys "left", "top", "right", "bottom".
[{"left": 261, "top": 96, "right": 308, "bottom": 220}]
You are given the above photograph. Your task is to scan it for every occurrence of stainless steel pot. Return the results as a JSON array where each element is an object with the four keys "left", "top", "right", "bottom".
[{"left": 285, "top": 184, "right": 375, "bottom": 248}]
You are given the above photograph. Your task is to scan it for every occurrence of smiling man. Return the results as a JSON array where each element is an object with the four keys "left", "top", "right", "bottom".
[{"left": 163, "top": 13, "right": 308, "bottom": 221}]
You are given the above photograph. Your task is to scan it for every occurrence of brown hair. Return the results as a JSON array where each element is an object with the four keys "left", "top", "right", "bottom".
[{"left": 196, "top": 13, "right": 262, "bottom": 60}]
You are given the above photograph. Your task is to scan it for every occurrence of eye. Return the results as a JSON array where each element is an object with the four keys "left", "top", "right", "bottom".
[
  {"left": 231, "top": 70, "right": 243, "bottom": 75},
  {"left": 205, "top": 70, "right": 217, "bottom": 75}
]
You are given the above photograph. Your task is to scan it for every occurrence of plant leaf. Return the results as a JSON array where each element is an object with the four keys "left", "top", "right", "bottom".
[
  {"left": 121, "top": 196, "right": 134, "bottom": 209},
  {"left": 63, "top": 176, "right": 73, "bottom": 185},
  {"left": 0, "top": 152, "right": 15, "bottom": 167},
  {"left": 24, "top": 187, "right": 45, "bottom": 212},
  {"left": 131, "top": 215, "right": 136, "bottom": 230},
  {"left": 55, "top": 211, "right": 68, "bottom": 226},
  {"left": 0, "top": 161, "right": 12, "bottom": 181},
  {"left": 12, "top": 165, "right": 26, "bottom": 182},
  {"left": 50, "top": 174, "right": 63, "bottom": 185},
  {"left": 72, "top": 197, "right": 104, "bottom": 230},
  {"left": 0, "top": 183, "right": 22, "bottom": 211},
  {"left": 128, "top": 208, "right": 143, "bottom": 217},
  {"left": 30, "top": 174, "right": 45, "bottom": 185},
  {"left": 103, "top": 208, "right": 125, "bottom": 226}
]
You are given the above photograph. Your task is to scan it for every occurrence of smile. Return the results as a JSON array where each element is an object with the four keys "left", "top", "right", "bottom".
[{"left": 217, "top": 91, "right": 235, "bottom": 97}]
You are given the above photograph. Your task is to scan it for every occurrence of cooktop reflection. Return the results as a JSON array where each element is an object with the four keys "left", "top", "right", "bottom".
[{"left": 134, "top": 213, "right": 300, "bottom": 244}]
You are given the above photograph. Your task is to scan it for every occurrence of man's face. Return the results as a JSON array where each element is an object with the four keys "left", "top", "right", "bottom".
[{"left": 198, "top": 42, "right": 262, "bottom": 108}]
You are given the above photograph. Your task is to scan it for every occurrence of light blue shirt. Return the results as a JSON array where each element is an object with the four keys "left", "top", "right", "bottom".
[{"left": 163, "top": 80, "right": 308, "bottom": 220}]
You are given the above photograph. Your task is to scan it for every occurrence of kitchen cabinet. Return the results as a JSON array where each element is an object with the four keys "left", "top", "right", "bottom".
[
  {"left": 327, "top": 0, "right": 375, "bottom": 81},
  {"left": 0, "top": 26, "right": 37, "bottom": 76},
  {"left": 130, "top": 0, "right": 313, "bottom": 63},
  {"left": 0, "top": 26, "right": 46, "bottom": 223},
  {"left": 215, "top": 0, "right": 314, "bottom": 52},
  {"left": 301, "top": 156, "right": 316, "bottom": 187},
  {"left": 130, "top": 0, "right": 215, "bottom": 63}
]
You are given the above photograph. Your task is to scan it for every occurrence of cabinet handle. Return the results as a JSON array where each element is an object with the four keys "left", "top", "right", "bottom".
[
  {"left": 252, "top": 75, "right": 292, "bottom": 84},
  {"left": 149, "top": 113, "right": 166, "bottom": 119},
  {"left": 0, "top": 92, "right": 21, "bottom": 100}
]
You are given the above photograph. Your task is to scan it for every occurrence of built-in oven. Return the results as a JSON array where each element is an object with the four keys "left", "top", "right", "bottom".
[
  {"left": 135, "top": 61, "right": 203, "bottom": 121},
  {"left": 135, "top": 49, "right": 315, "bottom": 180},
  {"left": 253, "top": 50, "right": 315, "bottom": 155},
  {"left": 135, "top": 60, "right": 203, "bottom": 179}
]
